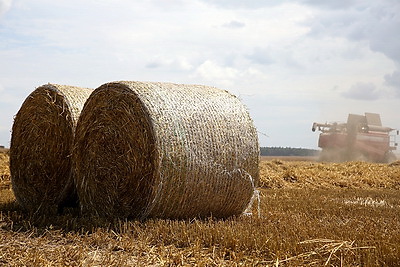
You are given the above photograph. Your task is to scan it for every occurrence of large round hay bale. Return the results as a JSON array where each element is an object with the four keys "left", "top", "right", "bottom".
[
  {"left": 10, "top": 84, "right": 93, "bottom": 214},
  {"left": 73, "top": 81, "right": 259, "bottom": 219}
]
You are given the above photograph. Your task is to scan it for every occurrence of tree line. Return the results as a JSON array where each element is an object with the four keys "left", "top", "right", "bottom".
[{"left": 260, "top": 147, "right": 319, "bottom": 156}]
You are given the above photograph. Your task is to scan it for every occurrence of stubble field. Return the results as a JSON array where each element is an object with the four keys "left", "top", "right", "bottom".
[{"left": 0, "top": 151, "right": 399, "bottom": 266}]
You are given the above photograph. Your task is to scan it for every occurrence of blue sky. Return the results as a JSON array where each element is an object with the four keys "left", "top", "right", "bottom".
[{"left": 0, "top": 0, "right": 399, "bottom": 148}]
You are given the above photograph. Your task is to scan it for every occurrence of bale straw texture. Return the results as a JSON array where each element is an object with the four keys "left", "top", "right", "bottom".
[
  {"left": 73, "top": 81, "right": 259, "bottom": 219},
  {"left": 10, "top": 84, "right": 93, "bottom": 213}
]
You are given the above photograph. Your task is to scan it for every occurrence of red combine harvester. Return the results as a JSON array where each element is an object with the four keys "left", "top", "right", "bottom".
[{"left": 312, "top": 113, "right": 398, "bottom": 163}]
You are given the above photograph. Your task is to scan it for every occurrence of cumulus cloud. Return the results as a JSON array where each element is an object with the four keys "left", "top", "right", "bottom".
[
  {"left": 194, "top": 60, "right": 239, "bottom": 86},
  {"left": 0, "top": 0, "right": 12, "bottom": 17},
  {"left": 341, "top": 82, "right": 381, "bottom": 100}
]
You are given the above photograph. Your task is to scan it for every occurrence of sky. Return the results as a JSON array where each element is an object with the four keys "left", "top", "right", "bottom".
[{"left": 0, "top": 0, "right": 399, "bottom": 149}]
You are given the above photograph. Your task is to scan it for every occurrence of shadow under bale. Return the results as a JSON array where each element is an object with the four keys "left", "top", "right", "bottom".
[{"left": 73, "top": 81, "right": 259, "bottom": 219}]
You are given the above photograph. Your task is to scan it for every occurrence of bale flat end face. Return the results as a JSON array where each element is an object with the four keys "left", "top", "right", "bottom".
[
  {"left": 73, "top": 84, "right": 158, "bottom": 219},
  {"left": 10, "top": 84, "right": 93, "bottom": 214}
]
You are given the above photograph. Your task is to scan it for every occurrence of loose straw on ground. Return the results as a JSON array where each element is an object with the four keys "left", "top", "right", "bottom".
[
  {"left": 73, "top": 81, "right": 259, "bottom": 219},
  {"left": 10, "top": 84, "right": 93, "bottom": 214}
]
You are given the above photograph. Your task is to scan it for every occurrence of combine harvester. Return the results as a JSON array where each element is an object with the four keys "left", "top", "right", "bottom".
[{"left": 312, "top": 113, "right": 398, "bottom": 163}]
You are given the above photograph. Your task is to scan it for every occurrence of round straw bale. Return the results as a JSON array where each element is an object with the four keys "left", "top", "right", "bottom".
[
  {"left": 74, "top": 81, "right": 259, "bottom": 219},
  {"left": 10, "top": 84, "right": 93, "bottom": 214}
]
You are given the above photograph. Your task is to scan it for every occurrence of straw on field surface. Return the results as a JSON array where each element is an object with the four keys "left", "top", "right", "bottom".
[
  {"left": 73, "top": 81, "right": 259, "bottom": 219},
  {"left": 10, "top": 84, "right": 93, "bottom": 214},
  {"left": 0, "top": 152, "right": 9, "bottom": 178},
  {"left": 0, "top": 151, "right": 10, "bottom": 192},
  {"left": 259, "top": 159, "right": 400, "bottom": 189}
]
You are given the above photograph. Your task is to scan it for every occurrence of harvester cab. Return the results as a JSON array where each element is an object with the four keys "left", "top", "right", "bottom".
[{"left": 312, "top": 113, "right": 398, "bottom": 163}]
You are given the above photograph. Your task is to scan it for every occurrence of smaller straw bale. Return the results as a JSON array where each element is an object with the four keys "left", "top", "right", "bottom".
[
  {"left": 10, "top": 84, "right": 93, "bottom": 214},
  {"left": 73, "top": 81, "right": 259, "bottom": 219}
]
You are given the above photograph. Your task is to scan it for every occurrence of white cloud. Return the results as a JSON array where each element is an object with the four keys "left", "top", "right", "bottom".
[
  {"left": 0, "top": 0, "right": 12, "bottom": 18},
  {"left": 194, "top": 60, "right": 239, "bottom": 87}
]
